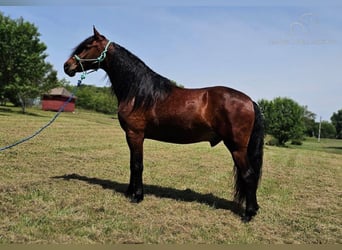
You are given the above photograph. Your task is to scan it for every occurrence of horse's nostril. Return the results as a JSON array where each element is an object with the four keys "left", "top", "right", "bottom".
[{"left": 64, "top": 63, "right": 69, "bottom": 72}]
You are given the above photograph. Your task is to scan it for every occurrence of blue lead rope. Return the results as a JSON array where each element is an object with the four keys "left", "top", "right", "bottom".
[
  {"left": 1, "top": 40, "right": 111, "bottom": 152},
  {"left": 0, "top": 76, "right": 84, "bottom": 152}
]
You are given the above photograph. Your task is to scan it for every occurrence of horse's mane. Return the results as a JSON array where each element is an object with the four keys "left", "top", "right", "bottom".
[{"left": 107, "top": 43, "right": 175, "bottom": 110}]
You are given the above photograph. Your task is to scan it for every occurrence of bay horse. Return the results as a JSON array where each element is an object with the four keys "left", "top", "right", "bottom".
[{"left": 64, "top": 27, "right": 264, "bottom": 222}]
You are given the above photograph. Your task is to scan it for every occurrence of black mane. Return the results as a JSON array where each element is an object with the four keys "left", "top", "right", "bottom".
[{"left": 105, "top": 43, "right": 175, "bottom": 110}]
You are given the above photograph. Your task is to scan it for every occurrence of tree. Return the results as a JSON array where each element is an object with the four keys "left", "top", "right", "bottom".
[
  {"left": 0, "top": 12, "right": 58, "bottom": 113},
  {"left": 319, "top": 121, "right": 336, "bottom": 139},
  {"left": 331, "top": 109, "right": 342, "bottom": 139},
  {"left": 302, "top": 105, "right": 316, "bottom": 137},
  {"left": 170, "top": 80, "right": 184, "bottom": 88},
  {"left": 258, "top": 99, "right": 273, "bottom": 134},
  {"left": 258, "top": 97, "right": 305, "bottom": 146}
]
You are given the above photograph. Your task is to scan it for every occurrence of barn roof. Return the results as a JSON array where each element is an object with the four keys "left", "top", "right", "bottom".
[
  {"left": 48, "top": 87, "right": 72, "bottom": 97},
  {"left": 46, "top": 87, "right": 74, "bottom": 97}
]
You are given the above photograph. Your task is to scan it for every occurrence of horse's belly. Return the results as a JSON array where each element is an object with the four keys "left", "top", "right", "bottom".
[{"left": 145, "top": 124, "right": 221, "bottom": 146}]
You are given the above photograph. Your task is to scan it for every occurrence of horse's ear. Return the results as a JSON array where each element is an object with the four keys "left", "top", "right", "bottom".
[{"left": 93, "top": 26, "right": 102, "bottom": 39}]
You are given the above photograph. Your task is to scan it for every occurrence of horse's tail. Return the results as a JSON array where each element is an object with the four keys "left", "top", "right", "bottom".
[
  {"left": 234, "top": 101, "right": 264, "bottom": 204},
  {"left": 248, "top": 101, "right": 264, "bottom": 186}
]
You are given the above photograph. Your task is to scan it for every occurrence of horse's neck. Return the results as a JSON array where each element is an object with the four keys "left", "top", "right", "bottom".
[
  {"left": 103, "top": 44, "right": 173, "bottom": 108},
  {"left": 104, "top": 46, "right": 148, "bottom": 102}
]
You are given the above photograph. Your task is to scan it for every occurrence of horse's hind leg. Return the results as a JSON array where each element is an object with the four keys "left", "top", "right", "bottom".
[{"left": 227, "top": 146, "right": 259, "bottom": 222}]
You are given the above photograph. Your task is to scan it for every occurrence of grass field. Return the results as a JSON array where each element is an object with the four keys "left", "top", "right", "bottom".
[{"left": 0, "top": 106, "right": 341, "bottom": 243}]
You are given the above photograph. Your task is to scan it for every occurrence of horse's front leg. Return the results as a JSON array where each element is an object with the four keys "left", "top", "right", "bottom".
[{"left": 125, "top": 131, "right": 144, "bottom": 203}]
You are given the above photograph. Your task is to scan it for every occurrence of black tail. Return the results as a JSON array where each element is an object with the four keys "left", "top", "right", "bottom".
[
  {"left": 247, "top": 102, "right": 264, "bottom": 184},
  {"left": 234, "top": 101, "right": 264, "bottom": 204}
]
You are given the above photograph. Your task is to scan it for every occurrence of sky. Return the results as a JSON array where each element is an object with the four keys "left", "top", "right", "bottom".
[{"left": 1, "top": 0, "right": 341, "bottom": 121}]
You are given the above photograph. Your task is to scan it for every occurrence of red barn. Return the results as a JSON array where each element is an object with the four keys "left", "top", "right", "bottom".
[{"left": 42, "top": 87, "right": 76, "bottom": 112}]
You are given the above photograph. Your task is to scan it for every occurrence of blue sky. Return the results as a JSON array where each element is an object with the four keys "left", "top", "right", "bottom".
[{"left": 1, "top": 1, "right": 341, "bottom": 121}]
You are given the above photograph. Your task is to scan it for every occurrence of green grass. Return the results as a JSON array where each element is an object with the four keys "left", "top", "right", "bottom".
[{"left": 0, "top": 107, "right": 341, "bottom": 243}]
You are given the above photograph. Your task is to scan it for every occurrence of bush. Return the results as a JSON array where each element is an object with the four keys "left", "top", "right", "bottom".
[
  {"left": 291, "top": 139, "right": 303, "bottom": 145},
  {"left": 66, "top": 84, "right": 118, "bottom": 114},
  {"left": 258, "top": 97, "right": 305, "bottom": 145},
  {"left": 265, "top": 135, "right": 280, "bottom": 146}
]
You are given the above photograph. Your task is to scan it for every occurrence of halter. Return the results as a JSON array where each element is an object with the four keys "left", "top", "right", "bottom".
[{"left": 74, "top": 40, "right": 111, "bottom": 79}]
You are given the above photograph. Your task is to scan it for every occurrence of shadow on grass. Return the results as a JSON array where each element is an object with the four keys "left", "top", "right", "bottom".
[
  {"left": 325, "top": 146, "right": 342, "bottom": 150},
  {"left": 52, "top": 173, "right": 242, "bottom": 216},
  {"left": 0, "top": 107, "right": 47, "bottom": 118}
]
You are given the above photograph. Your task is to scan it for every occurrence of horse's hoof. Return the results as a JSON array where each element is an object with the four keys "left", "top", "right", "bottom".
[
  {"left": 241, "top": 215, "right": 252, "bottom": 223},
  {"left": 241, "top": 207, "right": 258, "bottom": 223},
  {"left": 130, "top": 194, "right": 144, "bottom": 203},
  {"left": 125, "top": 191, "right": 133, "bottom": 199}
]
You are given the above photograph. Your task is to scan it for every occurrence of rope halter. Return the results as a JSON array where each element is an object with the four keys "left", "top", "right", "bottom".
[{"left": 74, "top": 40, "right": 111, "bottom": 79}]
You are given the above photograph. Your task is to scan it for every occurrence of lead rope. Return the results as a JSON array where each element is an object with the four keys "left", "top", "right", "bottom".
[
  {"left": 0, "top": 74, "right": 85, "bottom": 152},
  {"left": 0, "top": 41, "right": 111, "bottom": 152}
]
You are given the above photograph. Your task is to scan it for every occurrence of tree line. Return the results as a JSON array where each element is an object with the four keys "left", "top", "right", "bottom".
[
  {"left": 1, "top": 12, "right": 341, "bottom": 144},
  {"left": 258, "top": 97, "right": 341, "bottom": 145},
  {"left": 64, "top": 83, "right": 118, "bottom": 114}
]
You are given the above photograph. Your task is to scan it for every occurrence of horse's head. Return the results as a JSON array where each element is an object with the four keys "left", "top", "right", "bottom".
[{"left": 64, "top": 27, "right": 111, "bottom": 77}]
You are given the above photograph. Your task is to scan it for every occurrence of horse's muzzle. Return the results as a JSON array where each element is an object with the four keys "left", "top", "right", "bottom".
[{"left": 64, "top": 62, "right": 76, "bottom": 77}]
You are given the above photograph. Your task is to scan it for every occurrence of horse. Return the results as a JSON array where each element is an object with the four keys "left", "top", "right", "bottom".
[{"left": 64, "top": 27, "right": 264, "bottom": 222}]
